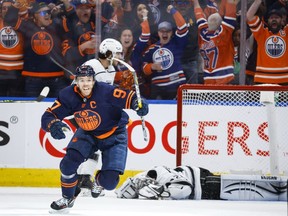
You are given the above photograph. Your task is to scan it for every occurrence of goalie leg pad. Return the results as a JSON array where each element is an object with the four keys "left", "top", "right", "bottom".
[
  {"left": 220, "top": 174, "right": 288, "bottom": 201},
  {"left": 202, "top": 175, "right": 221, "bottom": 200},
  {"left": 115, "top": 178, "right": 138, "bottom": 199}
]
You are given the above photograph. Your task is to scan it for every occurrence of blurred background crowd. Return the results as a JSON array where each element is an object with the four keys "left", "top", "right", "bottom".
[{"left": 0, "top": 0, "right": 287, "bottom": 99}]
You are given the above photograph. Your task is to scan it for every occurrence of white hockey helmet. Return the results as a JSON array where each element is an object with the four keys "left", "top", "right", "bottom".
[{"left": 99, "top": 38, "right": 123, "bottom": 59}]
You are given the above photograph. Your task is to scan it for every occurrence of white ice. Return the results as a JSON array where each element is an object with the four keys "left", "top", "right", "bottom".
[{"left": 0, "top": 187, "right": 286, "bottom": 216}]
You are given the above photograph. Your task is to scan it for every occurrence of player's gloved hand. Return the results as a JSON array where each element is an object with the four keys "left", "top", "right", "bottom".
[
  {"left": 49, "top": 120, "right": 70, "bottom": 140},
  {"left": 133, "top": 98, "right": 149, "bottom": 117}
]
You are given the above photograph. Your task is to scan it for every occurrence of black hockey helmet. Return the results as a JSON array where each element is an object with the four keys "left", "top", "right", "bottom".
[{"left": 75, "top": 65, "right": 95, "bottom": 79}]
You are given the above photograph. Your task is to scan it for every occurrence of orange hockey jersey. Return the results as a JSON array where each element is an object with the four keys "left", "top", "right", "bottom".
[
  {"left": 0, "top": 20, "right": 24, "bottom": 71},
  {"left": 195, "top": 1, "right": 236, "bottom": 84},
  {"left": 248, "top": 16, "right": 288, "bottom": 84}
]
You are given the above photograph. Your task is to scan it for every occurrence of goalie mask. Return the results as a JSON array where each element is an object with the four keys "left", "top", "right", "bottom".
[{"left": 99, "top": 38, "right": 123, "bottom": 64}]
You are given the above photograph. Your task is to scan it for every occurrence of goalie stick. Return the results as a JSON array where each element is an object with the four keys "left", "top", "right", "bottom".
[{"left": 112, "top": 57, "right": 148, "bottom": 141}]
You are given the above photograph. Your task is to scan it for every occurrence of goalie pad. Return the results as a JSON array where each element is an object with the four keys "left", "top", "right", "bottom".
[
  {"left": 115, "top": 174, "right": 156, "bottom": 199},
  {"left": 220, "top": 174, "right": 288, "bottom": 201},
  {"left": 115, "top": 178, "right": 138, "bottom": 199}
]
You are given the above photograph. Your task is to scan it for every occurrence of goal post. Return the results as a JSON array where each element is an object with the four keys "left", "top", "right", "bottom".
[{"left": 176, "top": 84, "right": 288, "bottom": 175}]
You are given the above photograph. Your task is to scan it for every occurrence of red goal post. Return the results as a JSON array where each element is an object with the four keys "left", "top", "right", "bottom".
[{"left": 176, "top": 84, "right": 288, "bottom": 175}]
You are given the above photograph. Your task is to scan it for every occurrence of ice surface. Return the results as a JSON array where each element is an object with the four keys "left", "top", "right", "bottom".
[{"left": 0, "top": 187, "right": 286, "bottom": 216}]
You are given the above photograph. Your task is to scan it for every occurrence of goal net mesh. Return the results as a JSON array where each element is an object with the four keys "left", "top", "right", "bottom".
[{"left": 176, "top": 85, "right": 288, "bottom": 175}]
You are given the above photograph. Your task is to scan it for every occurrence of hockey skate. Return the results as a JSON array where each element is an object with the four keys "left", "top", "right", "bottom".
[
  {"left": 49, "top": 187, "right": 81, "bottom": 214},
  {"left": 91, "top": 181, "right": 104, "bottom": 198}
]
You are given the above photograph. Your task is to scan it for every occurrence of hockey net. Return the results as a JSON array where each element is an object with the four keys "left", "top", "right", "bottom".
[{"left": 176, "top": 84, "right": 288, "bottom": 175}]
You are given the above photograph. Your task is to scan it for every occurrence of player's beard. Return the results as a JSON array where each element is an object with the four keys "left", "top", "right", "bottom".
[{"left": 269, "top": 21, "right": 282, "bottom": 34}]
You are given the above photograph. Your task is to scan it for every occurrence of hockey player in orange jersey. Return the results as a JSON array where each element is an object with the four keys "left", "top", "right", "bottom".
[{"left": 194, "top": 0, "right": 239, "bottom": 84}]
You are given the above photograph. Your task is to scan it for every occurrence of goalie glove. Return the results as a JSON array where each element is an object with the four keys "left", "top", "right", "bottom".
[
  {"left": 138, "top": 184, "right": 170, "bottom": 200},
  {"left": 49, "top": 120, "right": 70, "bottom": 140},
  {"left": 133, "top": 176, "right": 156, "bottom": 189}
]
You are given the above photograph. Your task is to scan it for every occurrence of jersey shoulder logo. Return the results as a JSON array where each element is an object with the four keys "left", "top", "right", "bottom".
[
  {"left": 0, "top": 26, "right": 19, "bottom": 48},
  {"left": 74, "top": 110, "right": 101, "bottom": 131},
  {"left": 265, "top": 36, "right": 286, "bottom": 58},
  {"left": 152, "top": 47, "right": 174, "bottom": 70},
  {"left": 148, "top": 3, "right": 160, "bottom": 24},
  {"left": 31, "top": 31, "right": 53, "bottom": 55},
  {"left": 79, "top": 31, "right": 95, "bottom": 54}
]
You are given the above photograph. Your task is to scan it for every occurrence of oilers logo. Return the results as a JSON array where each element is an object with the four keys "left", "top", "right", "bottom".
[
  {"left": 148, "top": 3, "right": 160, "bottom": 24},
  {"left": 74, "top": 110, "right": 101, "bottom": 131},
  {"left": 0, "top": 27, "right": 19, "bottom": 48},
  {"left": 31, "top": 32, "right": 53, "bottom": 55},
  {"left": 153, "top": 48, "right": 174, "bottom": 70},
  {"left": 79, "top": 31, "right": 95, "bottom": 54},
  {"left": 265, "top": 36, "right": 285, "bottom": 58}
]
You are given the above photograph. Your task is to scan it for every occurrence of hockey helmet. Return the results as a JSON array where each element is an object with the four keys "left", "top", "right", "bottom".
[
  {"left": 99, "top": 38, "right": 123, "bottom": 59},
  {"left": 75, "top": 65, "right": 95, "bottom": 78}
]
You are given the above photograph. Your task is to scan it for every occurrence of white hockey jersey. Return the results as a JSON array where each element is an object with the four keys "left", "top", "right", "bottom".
[
  {"left": 174, "top": 166, "right": 202, "bottom": 200},
  {"left": 116, "top": 166, "right": 197, "bottom": 200},
  {"left": 82, "top": 59, "right": 116, "bottom": 85},
  {"left": 144, "top": 166, "right": 195, "bottom": 200}
]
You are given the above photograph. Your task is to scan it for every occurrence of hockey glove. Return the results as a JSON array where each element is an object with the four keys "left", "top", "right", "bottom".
[
  {"left": 49, "top": 120, "right": 70, "bottom": 140},
  {"left": 132, "top": 98, "right": 149, "bottom": 117},
  {"left": 139, "top": 184, "right": 171, "bottom": 199}
]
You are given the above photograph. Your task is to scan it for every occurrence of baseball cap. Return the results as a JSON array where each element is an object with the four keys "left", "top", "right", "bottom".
[
  {"left": 174, "top": 0, "right": 193, "bottom": 5},
  {"left": 30, "top": 2, "right": 48, "bottom": 14},
  {"left": 158, "top": 21, "right": 172, "bottom": 31},
  {"left": 71, "top": 0, "right": 91, "bottom": 7},
  {"left": 267, "top": 9, "right": 282, "bottom": 18}
]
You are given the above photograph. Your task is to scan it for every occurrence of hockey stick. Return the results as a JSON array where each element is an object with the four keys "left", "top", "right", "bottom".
[
  {"left": 50, "top": 56, "right": 75, "bottom": 77},
  {"left": 112, "top": 57, "right": 148, "bottom": 141},
  {"left": 0, "top": 86, "right": 50, "bottom": 103},
  {"left": 36, "top": 86, "right": 50, "bottom": 102}
]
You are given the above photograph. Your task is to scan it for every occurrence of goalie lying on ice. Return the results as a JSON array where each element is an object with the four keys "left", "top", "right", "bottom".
[
  {"left": 115, "top": 166, "right": 219, "bottom": 200},
  {"left": 115, "top": 166, "right": 288, "bottom": 201}
]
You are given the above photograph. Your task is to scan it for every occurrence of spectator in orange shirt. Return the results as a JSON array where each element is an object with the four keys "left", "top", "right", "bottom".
[
  {"left": 247, "top": 0, "right": 288, "bottom": 84},
  {"left": 194, "top": 0, "right": 239, "bottom": 84},
  {"left": 4, "top": 1, "right": 69, "bottom": 97},
  {"left": 0, "top": 0, "right": 26, "bottom": 96}
]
